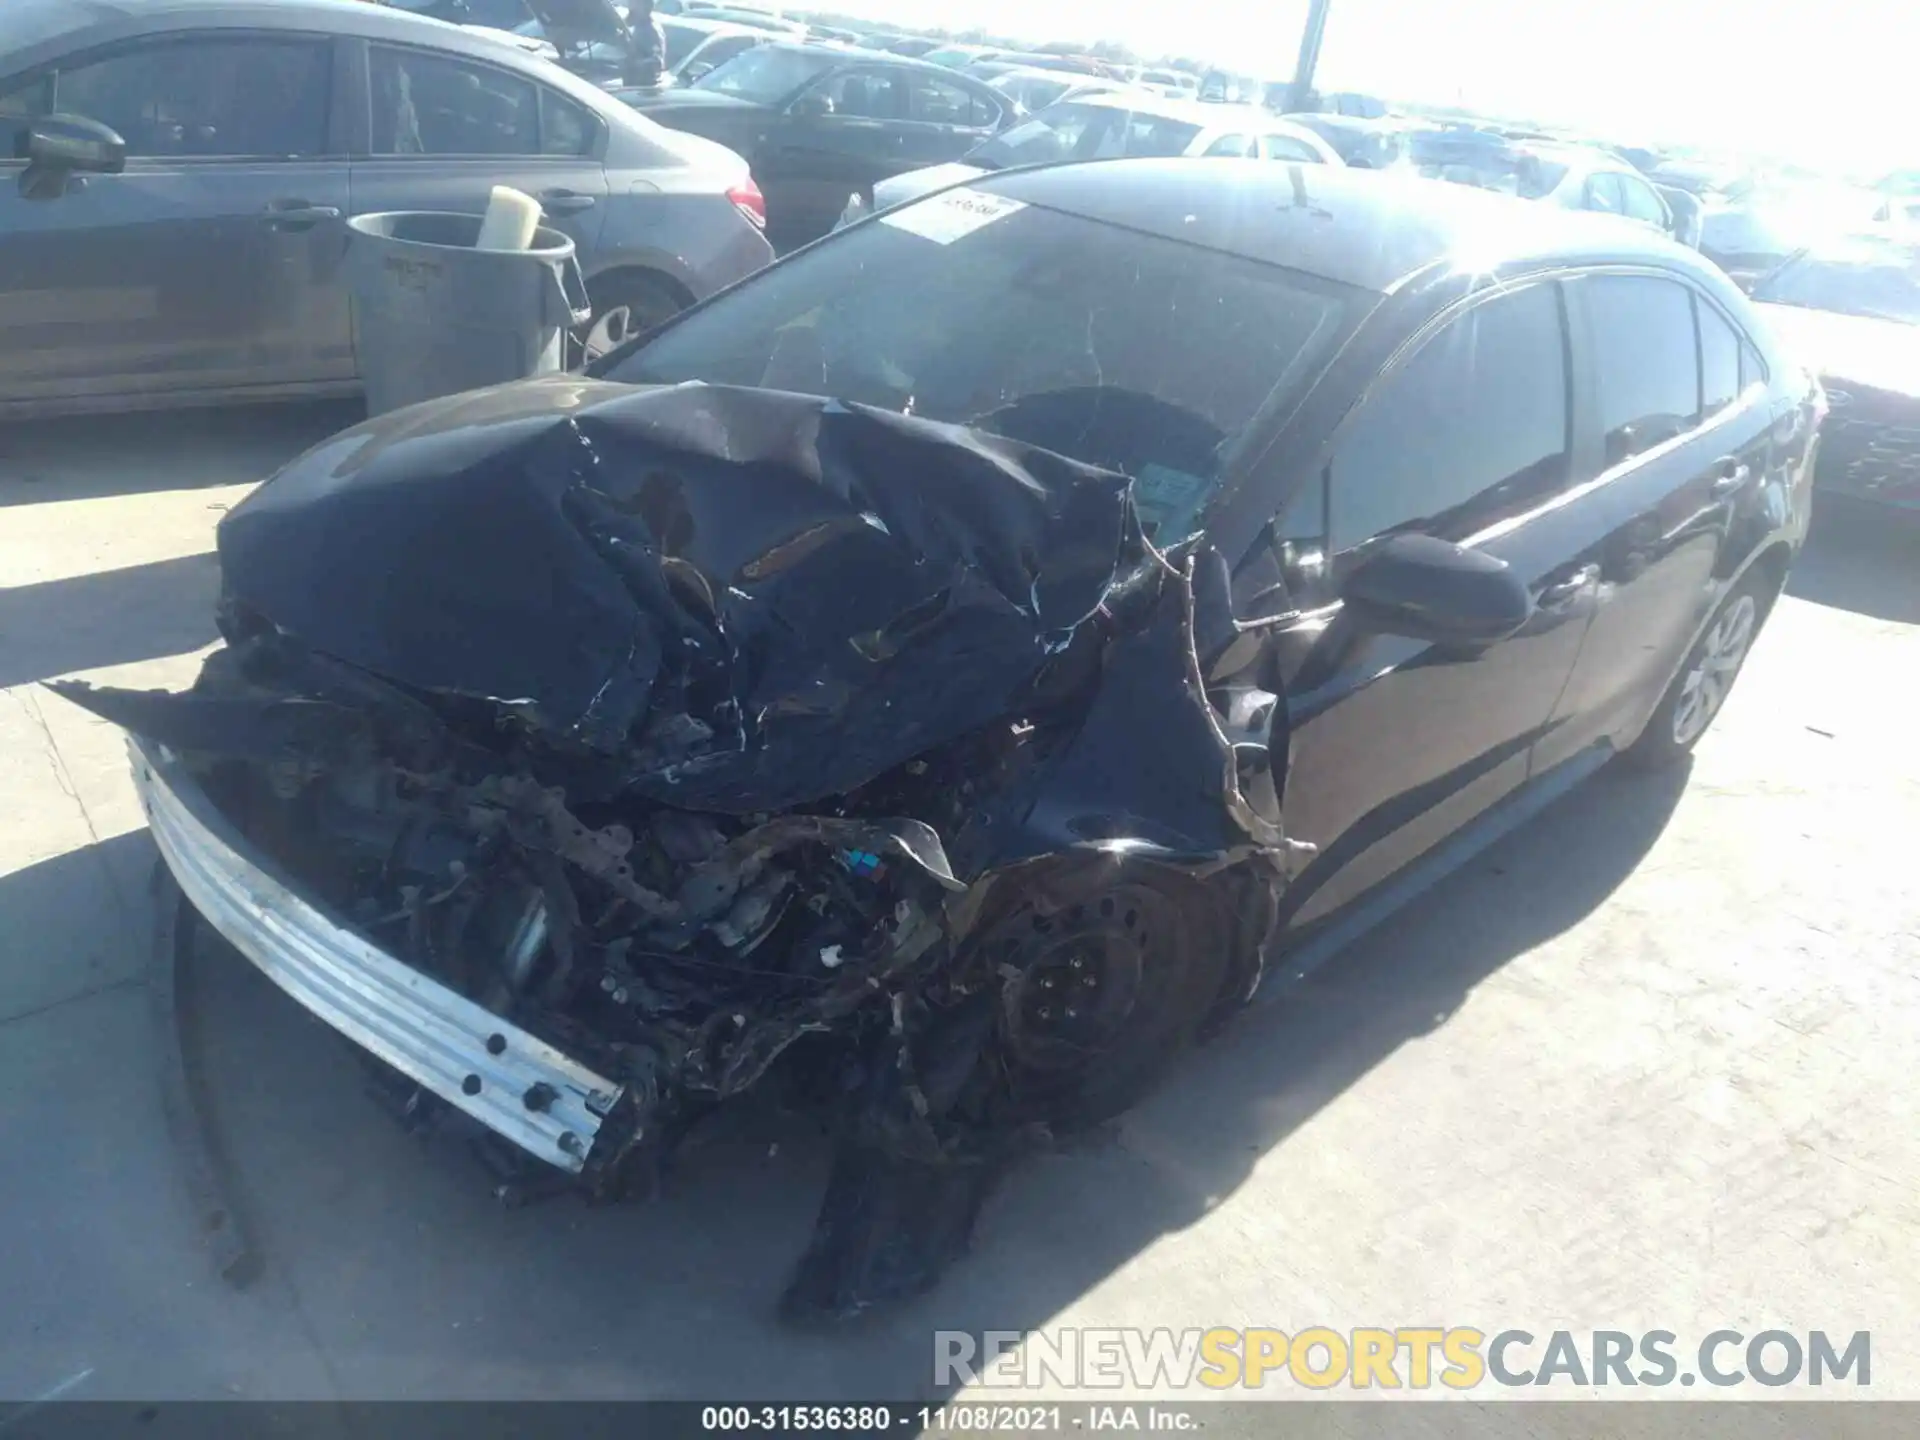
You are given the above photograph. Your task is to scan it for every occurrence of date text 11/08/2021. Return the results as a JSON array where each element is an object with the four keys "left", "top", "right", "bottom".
[{"left": 701, "top": 1406, "right": 1195, "bottom": 1432}]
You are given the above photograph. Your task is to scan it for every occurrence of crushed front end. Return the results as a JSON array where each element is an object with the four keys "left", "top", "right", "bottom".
[{"left": 58, "top": 380, "right": 1295, "bottom": 1318}]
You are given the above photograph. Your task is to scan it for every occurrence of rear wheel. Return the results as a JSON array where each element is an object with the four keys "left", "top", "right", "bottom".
[
  {"left": 970, "top": 865, "right": 1230, "bottom": 1130},
  {"left": 580, "top": 271, "right": 689, "bottom": 366},
  {"left": 1623, "top": 576, "right": 1766, "bottom": 769}
]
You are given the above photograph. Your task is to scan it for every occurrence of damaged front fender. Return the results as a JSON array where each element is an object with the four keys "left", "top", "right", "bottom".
[{"left": 55, "top": 381, "right": 1295, "bottom": 1319}]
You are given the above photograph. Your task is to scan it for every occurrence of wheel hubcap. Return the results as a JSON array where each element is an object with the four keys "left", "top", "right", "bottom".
[{"left": 1671, "top": 593, "right": 1757, "bottom": 746}]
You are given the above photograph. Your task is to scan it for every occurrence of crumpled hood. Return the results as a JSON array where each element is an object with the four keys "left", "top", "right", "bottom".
[
  {"left": 216, "top": 379, "right": 1134, "bottom": 814},
  {"left": 1755, "top": 302, "right": 1920, "bottom": 399}
]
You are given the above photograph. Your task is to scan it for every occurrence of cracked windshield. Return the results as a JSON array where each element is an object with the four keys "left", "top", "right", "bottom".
[{"left": 2, "top": 0, "right": 1916, "bottom": 1424}]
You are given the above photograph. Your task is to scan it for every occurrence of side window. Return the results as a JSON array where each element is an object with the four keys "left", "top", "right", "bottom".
[
  {"left": 906, "top": 73, "right": 975, "bottom": 125},
  {"left": 47, "top": 37, "right": 331, "bottom": 158},
  {"left": 1584, "top": 172, "right": 1624, "bottom": 214},
  {"left": 371, "top": 45, "right": 537, "bottom": 156},
  {"left": 816, "top": 69, "right": 902, "bottom": 120},
  {"left": 0, "top": 72, "right": 54, "bottom": 156},
  {"left": 1583, "top": 275, "right": 1700, "bottom": 463},
  {"left": 967, "top": 91, "right": 1002, "bottom": 128},
  {"left": 1263, "top": 135, "right": 1324, "bottom": 162},
  {"left": 1739, "top": 341, "right": 1769, "bottom": 392},
  {"left": 1204, "top": 132, "right": 1256, "bottom": 158},
  {"left": 1318, "top": 282, "right": 1570, "bottom": 553},
  {"left": 539, "top": 87, "right": 595, "bottom": 157},
  {"left": 1697, "top": 296, "right": 1742, "bottom": 418},
  {"left": 1619, "top": 176, "right": 1667, "bottom": 225}
]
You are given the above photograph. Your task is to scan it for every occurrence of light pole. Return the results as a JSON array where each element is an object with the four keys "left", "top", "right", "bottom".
[{"left": 1286, "top": 0, "right": 1333, "bottom": 113}]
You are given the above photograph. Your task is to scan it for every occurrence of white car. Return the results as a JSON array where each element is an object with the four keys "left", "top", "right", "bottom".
[
  {"left": 838, "top": 92, "right": 1343, "bottom": 229},
  {"left": 983, "top": 66, "right": 1120, "bottom": 116},
  {"left": 1412, "top": 139, "right": 1675, "bottom": 235}
]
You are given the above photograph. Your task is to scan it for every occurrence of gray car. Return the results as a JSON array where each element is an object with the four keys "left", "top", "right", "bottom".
[{"left": 0, "top": 0, "right": 774, "bottom": 419}]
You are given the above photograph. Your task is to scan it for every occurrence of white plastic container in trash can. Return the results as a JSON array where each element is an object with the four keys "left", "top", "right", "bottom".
[{"left": 346, "top": 210, "right": 592, "bottom": 417}]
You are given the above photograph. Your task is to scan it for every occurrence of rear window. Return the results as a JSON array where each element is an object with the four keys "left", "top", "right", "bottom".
[
  {"left": 602, "top": 195, "right": 1362, "bottom": 540},
  {"left": 693, "top": 46, "right": 834, "bottom": 101}
]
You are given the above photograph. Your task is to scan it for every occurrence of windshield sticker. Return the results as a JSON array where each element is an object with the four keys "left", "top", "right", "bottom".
[
  {"left": 880, "top": 190, "right": 1027, "bottom": 245},
  {"left": 1132, "top": 463, "right": 1214, "bottom": 541}
]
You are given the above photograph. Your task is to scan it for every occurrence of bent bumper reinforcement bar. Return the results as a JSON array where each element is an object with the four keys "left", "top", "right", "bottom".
[{"left": 130, "top": 737, "right": 622, "bottom": 1173}]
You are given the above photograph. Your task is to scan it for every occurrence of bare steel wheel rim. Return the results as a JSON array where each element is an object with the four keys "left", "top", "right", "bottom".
[{"left": 1671, "top": 592, "right": 1757, "bottom": 747}]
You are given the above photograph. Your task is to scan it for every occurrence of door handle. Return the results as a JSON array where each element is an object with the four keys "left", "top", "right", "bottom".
[
  {"left": 1710, "top": 458, "right": 1751, "bottom": 497},
  {"left": 263, "top": 202, "right": 341, "bottom": 231},
  {"left": 1538, "top": 563, "right": 1600, "bottom": 607},
  {"left": 539, "top": 189, "right": 597, "bottom": 214}
]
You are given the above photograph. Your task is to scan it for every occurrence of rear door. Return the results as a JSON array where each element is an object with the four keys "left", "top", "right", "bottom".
[
  {"left": 350, "top": 42, "right": 609, "bottom": 256},
  {"left": 0, "top": 29, "right": 352, "bottom": 408},
  {"left": 758, "top": 65, "right": 906, "bottom": 240},
  {"left": 1533, "top": 273, "right": 1771, "bottom": 768},
  {"left": 897, "top": 69, "right": 1001, "bottom": 169},
  {"left": 1232, "top": 280, "right": 1599, "bottom": 933}
]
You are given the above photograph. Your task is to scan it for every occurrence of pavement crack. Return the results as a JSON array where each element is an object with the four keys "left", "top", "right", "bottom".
[{"left": 0, "top": 972, "right": 143, "bottom": 1031}]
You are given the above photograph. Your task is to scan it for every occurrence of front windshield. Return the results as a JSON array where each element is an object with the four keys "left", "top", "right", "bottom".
[
  {"left": 599, "top": 193, "right": 1360, "bottom": 539},
  {"left": 693, "top": 46, "right": 834, "bottom": 100},
  {"left": 969, "top": 102, "right": 1203, "bottom": 169},
  {"left": 1752, "top": 242, "right": 1920, "bottom": 324}
]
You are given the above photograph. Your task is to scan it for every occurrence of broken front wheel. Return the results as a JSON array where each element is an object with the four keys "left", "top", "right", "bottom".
[{"left": 978, "top": 863, "right": 1232, "bottom": 1130}]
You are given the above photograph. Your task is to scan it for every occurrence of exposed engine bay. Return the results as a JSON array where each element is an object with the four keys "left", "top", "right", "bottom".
[{"left": 55, "top": 381, "right": 1298, "bottom": 1318}]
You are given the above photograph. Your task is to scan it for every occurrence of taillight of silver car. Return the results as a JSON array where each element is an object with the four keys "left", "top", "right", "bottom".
[{"left": 727, "top": 178, "right": 767, "bottom": 230}]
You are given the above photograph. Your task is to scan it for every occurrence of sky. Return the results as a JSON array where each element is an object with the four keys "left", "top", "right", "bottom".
[{"left": 818, "top": 0, "right": 1920, "bottom": 174}]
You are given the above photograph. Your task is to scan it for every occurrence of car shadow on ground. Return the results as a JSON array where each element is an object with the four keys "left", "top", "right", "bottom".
[
  {"left": 57, "top": 757, "right": 1690, "bottom": 1399},
  {"left": 0, "top": 553, "right": 222, "bottom": 689},
  {"left": 1785, "top": 498, "right": 1920, "bottom": 624},
  {"left": 0, "top": 402, "right": 361, "bottom": 508}
]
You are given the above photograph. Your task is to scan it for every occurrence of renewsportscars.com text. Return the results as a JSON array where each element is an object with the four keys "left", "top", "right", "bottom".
[{"left": 936, "top": 1327, "right": 1871, "bottom": 1391}]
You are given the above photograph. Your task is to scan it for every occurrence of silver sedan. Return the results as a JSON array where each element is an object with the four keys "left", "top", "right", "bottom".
[{"left": 0, "top": 0, "right": 775, "bottom": 418}]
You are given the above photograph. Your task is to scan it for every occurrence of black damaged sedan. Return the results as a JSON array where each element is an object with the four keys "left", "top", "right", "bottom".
[{"left": 62, "top": 162, "right": 1821, "bottom": 1319}]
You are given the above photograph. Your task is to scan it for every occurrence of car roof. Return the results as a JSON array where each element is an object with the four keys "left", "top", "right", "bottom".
[{"left": 971, "top": 159, "right": 1712, "bottom": 295}]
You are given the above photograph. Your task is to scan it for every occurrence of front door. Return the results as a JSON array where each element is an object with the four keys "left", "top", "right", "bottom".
[
  {"left": 1231, "top": 279, "right": 1600, "bottom": 933},
  {"left": 0, "top": 31, "right": 352, "bottom": 409},
  {"left": 351, "top": 42, "right": 610, "bottom": 258}
]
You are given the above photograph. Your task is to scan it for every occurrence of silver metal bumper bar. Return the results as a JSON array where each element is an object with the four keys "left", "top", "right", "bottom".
[{"left": 130, "top": 737, "right": 621, "bottom": 1172}]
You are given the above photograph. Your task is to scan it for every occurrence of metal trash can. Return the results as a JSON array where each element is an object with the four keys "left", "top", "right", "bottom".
[{"left": 346, "top": 211, "right": 592, "bottom": 417}]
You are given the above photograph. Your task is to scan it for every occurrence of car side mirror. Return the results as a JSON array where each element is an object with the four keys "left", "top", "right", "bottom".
[
  {"left": 788, "top": 92, "right": 830, "bottom": 118},
  {"left": 17, "top": 114, "right": 126, "bottom": 200},
  {"left": 1339, "top": 532, "right": 1533, "bottom": 646}
]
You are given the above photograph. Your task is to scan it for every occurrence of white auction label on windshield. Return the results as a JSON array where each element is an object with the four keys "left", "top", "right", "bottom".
[{"left": 880, "top": 190, "right": 1027, "bottom": 245}]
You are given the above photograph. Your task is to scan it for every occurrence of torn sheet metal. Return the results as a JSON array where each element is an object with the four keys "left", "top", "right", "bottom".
[{"left": 53, "top": 379, "right": 1293, "bottom": 1321}]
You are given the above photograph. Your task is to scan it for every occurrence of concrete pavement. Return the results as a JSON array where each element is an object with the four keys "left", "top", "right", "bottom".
[{"left": 2, "top": 404, "right": 1916, "bottom": 1410}]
